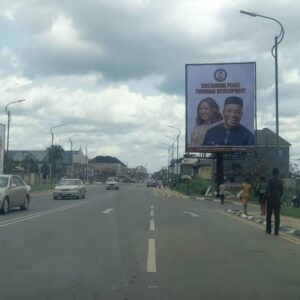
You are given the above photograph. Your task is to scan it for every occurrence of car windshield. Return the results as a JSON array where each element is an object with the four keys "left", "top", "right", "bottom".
[
  {"left": 57, "top": 180, "right": 79, "bottom": 186},
  {"left": 0, "top": 177, "right": 8, "bottom": 188},
  {"left": 107, "top": 177, "right": 116, "bottom": 181}
]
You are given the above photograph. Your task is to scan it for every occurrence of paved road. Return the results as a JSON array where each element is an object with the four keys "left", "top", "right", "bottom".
[{"left": 0, "top": 183, "right": 299, "bottom": 300}]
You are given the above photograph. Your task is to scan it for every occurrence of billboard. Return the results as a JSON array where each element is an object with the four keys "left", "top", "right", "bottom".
[
  {"left": 0, "top": 123, "right": 4, "bottom": 174},
  {"left": 186, "top": 62, "right": 256, "bottom": 153}
]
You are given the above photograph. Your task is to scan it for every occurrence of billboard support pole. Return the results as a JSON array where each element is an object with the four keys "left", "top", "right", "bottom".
[{"left": 216, "top": 153, "right": 224, "bottom": 196}]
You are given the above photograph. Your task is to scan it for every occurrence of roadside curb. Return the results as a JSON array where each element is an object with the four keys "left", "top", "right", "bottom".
[
  {"left": 157, "top": 188, "right": 300, "bottom": 239},
  {"left": 226, "top": 208, "right": 300, "bottom": 239}
]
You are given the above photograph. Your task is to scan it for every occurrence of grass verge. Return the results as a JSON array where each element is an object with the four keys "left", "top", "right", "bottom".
[
  {"left": 281, "top": 206, "right": 300, "bottom": 219},
  {"left": 31, "top": 183, "right": 52, "bottom": 193},
  {"left": 174, "top": 178, "right": 211, "bottom": 196}
]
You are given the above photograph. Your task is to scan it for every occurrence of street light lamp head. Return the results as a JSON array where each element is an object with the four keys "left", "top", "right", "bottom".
[
  {"left": 5, "top": 98, "right": 27, "bottom": 158},
  {"left": 69, "top": 133, "right": 80, "bottom": 139},
  {"left": 167, "top": 125, "right": 181, "bottom": 135},
  {"left": 50, "top": 123, "right": 66, "bottom": 134},
  {"left": 240, "top": 10, "right": 257, "bottom": 17},
  {"left": 240, "top": 10, "right": 284, "bottom": 157},
  {"left": 5, "top": 99, "right": 26, "bottom": 113}
]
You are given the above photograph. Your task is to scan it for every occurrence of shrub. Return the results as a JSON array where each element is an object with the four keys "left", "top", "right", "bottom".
[{"left": 175, "top": 178, "right": 211, "bottom": 196}]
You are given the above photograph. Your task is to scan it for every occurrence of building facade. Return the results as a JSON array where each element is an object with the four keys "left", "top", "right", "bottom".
[{"left": 89, "top": 156, "right": 127, "bottom": 181}]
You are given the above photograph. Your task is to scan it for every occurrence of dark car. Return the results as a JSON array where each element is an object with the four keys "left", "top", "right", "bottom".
[{"left": 146, "top": 179, "right": 157, "bottom": 187}]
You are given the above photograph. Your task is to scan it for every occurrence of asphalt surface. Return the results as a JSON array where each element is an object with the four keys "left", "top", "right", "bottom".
[{"left": 0, "top": 183, "right": 299, "bottom": 300}]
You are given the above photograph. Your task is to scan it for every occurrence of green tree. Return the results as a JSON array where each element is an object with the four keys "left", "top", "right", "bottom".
[
  {"left": 21, "top": 154, "right": 39, "bottom": 173},
  {"left": 4, "top": 153, "right": 15, "bottom": 174},
  {"left": 47, "top": 145, "right": 65, "bottom": 178}
]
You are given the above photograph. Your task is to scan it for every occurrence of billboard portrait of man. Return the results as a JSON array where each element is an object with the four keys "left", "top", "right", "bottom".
[
  {"left": 185, "top": 62, "right": 256, "bottom": 153},
  {"left": 203, "top": 96, "right": 254, "bottom": 146}
]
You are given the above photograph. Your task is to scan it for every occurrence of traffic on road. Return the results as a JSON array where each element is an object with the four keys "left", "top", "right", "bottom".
[{"left": 0, "top": 182, "right": 299, "bottom": 300}]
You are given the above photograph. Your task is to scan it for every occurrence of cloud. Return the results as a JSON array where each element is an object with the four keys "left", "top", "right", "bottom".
[
  {"left": 0, "top": 73, "right": 184, "bottom": 170},
  {"left": 0, "top": 0, "right": 299, "bottom": 171}
]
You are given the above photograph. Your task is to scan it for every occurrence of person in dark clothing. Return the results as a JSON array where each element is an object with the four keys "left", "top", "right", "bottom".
[
  {"left": 265, "top": 168, "right": 284, "bottom": 235},
  {"left": 292, "top": 195, "right": 299, "bottom": 208},
  {"left": 203, "top": 96, "right": 254, "bottom": 146}
]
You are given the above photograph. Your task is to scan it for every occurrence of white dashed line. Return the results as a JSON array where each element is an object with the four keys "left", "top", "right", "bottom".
[
  {"left": 150, "top": 218, "right": 155, "bottom": 231},
  {"left": 147, "top": 238, "right": 157, "bottom": 272},
  {"left": 0, "top": 202, "right": 88, "bottom": 228},
  {"left": 101, "top": 208, "right": 114, "bottom": 214},
  {"left": 183, "top": 211, "right": 200, "bottom": 218}
]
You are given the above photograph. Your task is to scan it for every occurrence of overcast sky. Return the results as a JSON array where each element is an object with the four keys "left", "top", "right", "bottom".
[{"left": 0, "top": 0, "right": 299, "bottom": 172}]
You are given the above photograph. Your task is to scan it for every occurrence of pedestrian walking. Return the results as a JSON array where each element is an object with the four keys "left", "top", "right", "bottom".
[
  {"left": 255, "top": 176, "right": 267, "bottom": 216},
  {"left": 219, "top": 182, "right": 225, "bottom": 205},
  {"left": 241, "top": 177, "right": 251, "bottom": 215},
  {"left": 265, "top": 168, "right": 284, "bottom": 236}
]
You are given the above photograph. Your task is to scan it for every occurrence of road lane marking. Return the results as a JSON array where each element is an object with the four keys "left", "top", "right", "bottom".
[
  {"left": 0, "top": 202, "right": 88, "bottom": 225},
  {"left": 150, "top": 210, "right": 154, "bottom": 217},
  {"left": 147, "top": 238, "right": 157, "bottom": 272},
  {"left": 0, "top": 202, "right": 88, "bottom": 228},
  {"left": 150, "top": 219, "right": 155, "bottom": 231},
  {"left": 183, "top": 211, "right": 200, "bottom": 218},
  {"left": 150, "top": 204, "right": 154, "bottom": 210},
  {"left": 220, "top": 211, "right": 300, "bottom": 246},
  {"left": 101, "top": 208, "right": 114, "bottom": 214}
]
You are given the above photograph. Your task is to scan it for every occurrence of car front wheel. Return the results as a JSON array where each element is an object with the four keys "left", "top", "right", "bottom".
[
  {"left": 1, "top": 198, "right": 9, "bottom": 214},
  {"left": 20, "top": 195, "right": 30, "bottom": 210}
]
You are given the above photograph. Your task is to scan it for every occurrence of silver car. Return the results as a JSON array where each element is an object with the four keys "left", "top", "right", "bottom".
[
  {"left": 53, "top": 179, "right": 86, "bottom": 199},
  {"left": 0, "top": 175, "right": 31, "bottom": 214},
  {"left": 106, "top": 177, "right": 119, "bottom": 190}
]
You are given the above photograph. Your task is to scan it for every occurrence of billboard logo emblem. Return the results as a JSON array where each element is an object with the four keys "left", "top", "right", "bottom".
[{"left": 214, "top": 68, "right": 227, "bottom": 82}]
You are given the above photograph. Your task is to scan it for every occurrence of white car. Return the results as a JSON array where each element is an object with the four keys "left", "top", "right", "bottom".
[
  {"left": 106, "top": 177, "right": 119, "bottom": 190},
  {"left": 53, "top": 179, "right": 86, "bottom": 199},
  {"left": 0, "top": 175, "right": 31, "bottom": 214}
]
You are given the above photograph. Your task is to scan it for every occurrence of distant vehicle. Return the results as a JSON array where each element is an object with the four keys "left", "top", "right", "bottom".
[
  {"left": 146, "top": 179, "right": 157, "bottom": 187},
  {"left": 53, "top": 179, "right": 86, "bottom": 199},
  {"left": 0, "top": 175, "right": 31, "bottom": 214},
  {"left": 122, "top": 177, "right": 137, "bottom": 183},
  {"left": 106, "top": 177, "right": 119, "bottom": 190}
]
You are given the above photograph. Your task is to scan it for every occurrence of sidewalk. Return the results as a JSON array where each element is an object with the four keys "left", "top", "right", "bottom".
[
  {"left": 227, "top": 200, "right": 300, "bottom": 237},
  {"left": 156, "top": 187, "right": 300, "bottom": 238}
]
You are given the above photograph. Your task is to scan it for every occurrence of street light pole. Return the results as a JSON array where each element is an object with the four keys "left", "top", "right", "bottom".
[
  {"left": 84, "top": 143, "right": 93, "bottom": 182},
  {"left": 166, "top": 135, "right": 175, "bottom": 157},
  {"left": 167, "top": 125, "right": 181, "bottom": 181},
  {"left": 69, "top": 134, "right": 79, "bottom": 177},
  {"left": 4, "top": 99, "right": 26, "bottom": 156},
  {"left": 165, "top": 135, "right": 176, "bottom": 187},
  {"left": 50, "top": 124, "right": 66, "bottom": 147},
  {"left": 162, "top": 142, "right": 171, "bottom": 187},
  {"left": 240, "top": 10, "right": 284, "bottom": 156}
]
